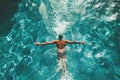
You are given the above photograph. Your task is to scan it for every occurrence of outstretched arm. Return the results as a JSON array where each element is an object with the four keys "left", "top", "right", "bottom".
[
  {"left": 66, "top": 40, "right": 86, "bottom": 44},
  {"left": 34, "top": 41, "right": 56, "bottom": 46}
]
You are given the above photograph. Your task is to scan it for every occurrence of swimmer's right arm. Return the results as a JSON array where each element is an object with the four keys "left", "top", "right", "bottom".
[{"left": 34, "top": 41, "right": 56, "bottom": 46}]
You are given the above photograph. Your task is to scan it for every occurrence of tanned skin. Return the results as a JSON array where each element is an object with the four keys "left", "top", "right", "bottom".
[{"left": 34, "top": 38, "right": 85, "bottom": 78}]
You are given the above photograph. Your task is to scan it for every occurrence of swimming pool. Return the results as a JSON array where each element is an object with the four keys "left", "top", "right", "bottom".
[{"left": 0, "top": 0, "right": 119, "bottom": 80}]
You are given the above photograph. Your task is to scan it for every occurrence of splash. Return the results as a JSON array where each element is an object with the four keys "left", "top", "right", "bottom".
[
  {"left": 54, "top": 20, "right": 69, "bottom": 35},
  {"left": 56, "top": 59, "right": 73, "bottom": 80},
  {"left": 60, "top": 72, "right": 73, "bottom": 80},
  {"left": 39, "top": 0, "right": 86, "bottom": 35},
  {"left": 39, "top": 2, "right": 48, "bottom": 19}
]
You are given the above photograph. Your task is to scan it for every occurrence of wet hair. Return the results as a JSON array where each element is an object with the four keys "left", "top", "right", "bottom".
[{"left": 58, "top": 34, "right": 63, "bottom": 40}]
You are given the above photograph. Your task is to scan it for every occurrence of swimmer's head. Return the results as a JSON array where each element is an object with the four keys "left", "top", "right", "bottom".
[{"left": 58, "top": 34, "right": 63, "bottom": 40}]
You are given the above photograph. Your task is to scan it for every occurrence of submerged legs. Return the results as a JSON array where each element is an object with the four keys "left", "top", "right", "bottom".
[{"left": 58, "top": 58, "right": 67, "bottom": 79}]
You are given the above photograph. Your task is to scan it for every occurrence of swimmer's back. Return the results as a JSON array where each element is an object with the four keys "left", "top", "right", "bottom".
[{"left": 54, "top": 40, "right": 68, "bottom": 49}]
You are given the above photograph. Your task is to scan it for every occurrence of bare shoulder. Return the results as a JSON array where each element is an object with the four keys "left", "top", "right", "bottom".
[
  {"left": 52, "top": 40, "right": 59, "bottom": 43},
  {"left": 62, "top": 40, "right": 69, "bottom": 42}
]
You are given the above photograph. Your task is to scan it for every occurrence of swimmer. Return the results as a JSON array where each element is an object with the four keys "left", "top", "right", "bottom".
[{"left": 34, "top": 35, "right": 85, "bottom": 78}]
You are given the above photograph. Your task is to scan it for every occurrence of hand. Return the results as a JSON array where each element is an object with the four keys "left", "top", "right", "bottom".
[
  {"left": 34, "top": 42, "right": 40, "bottom": 46},
  {"left": 81, "top": 42, "right": 86, "bottom": 44}
]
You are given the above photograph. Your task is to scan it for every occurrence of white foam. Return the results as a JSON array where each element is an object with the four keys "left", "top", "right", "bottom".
[
  {"left": 102, "top": 13, "right": 118, "bottom": 22},
  {"left": 60, "top": 73, "right": 73, "bottom": 80},
  {"left": 86, "top": 52, "right": 93, "bottom": 58},
  {"left": 39, "top": 2, "right": 48, "bottom": 19},
  {"left": 56, "top": 59, "right": 67, "bottom": 71},
  {"left": 54, "top": 19, "right": 70, "bottom": 34},
  {"left": 95, "top": 50, "right": 106, "bottom": 58},
  {"left": 32, "top": 3, "right": 37, "bottom": 7},
  {"left": 56, "top": 59, "right": 73, "bottom": 80},
  {"left": 95, "top": 53, "right": 102, "bottom": 58},
  {"left": 94, "top": 3, "right": 101, "bottom": 8}
]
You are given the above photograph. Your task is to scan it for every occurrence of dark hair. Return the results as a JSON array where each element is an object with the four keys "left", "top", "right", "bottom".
[{"left": 58, "top": 34, "right": 63, "bottom": 40}]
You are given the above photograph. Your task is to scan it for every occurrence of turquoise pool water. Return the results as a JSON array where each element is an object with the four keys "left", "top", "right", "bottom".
[{"left": 0, "top": 0, "right": 120, "bottom": 80}]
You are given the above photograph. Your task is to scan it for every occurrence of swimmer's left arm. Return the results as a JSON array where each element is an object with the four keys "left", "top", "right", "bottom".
[{"left": 66, "top": 40, "right": 86, "bottom": 44}]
